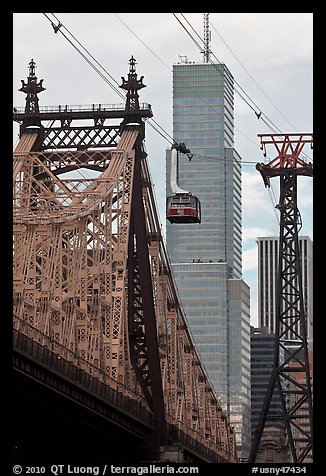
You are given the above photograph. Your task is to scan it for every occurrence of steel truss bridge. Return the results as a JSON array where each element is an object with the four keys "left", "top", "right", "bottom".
[{"left": 12, "top": 58, "right": 237, "bottom": 464}]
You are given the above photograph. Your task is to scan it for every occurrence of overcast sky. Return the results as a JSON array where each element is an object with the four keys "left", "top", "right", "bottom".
[{"left": 13, "top": 13, "right": 313, "bottom": 326}]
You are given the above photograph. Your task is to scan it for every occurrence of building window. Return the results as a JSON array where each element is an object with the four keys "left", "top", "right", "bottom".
[{"left": 266, "top": 447, "right": 273, "bottom": 461}]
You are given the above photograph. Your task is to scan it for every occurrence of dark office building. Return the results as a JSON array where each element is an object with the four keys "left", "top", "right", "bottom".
[
  {"left": 257, "top": 236, "right": 313, "bottom": 350},
  {"left": 250, "top": 326, "right": 285, "bottom": 440}
]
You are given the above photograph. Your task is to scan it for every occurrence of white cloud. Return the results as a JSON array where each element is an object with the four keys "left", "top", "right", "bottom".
[
  {"left": 242, "top": 226, "right": 272, "bottom": 244},
  {"left": 242, "top": 171, "right": 280, "bottom": 230},
  {"left": 242, "top": 247, "right": 257, "bottom": 273},
  {"left": 210, "top": 13, "right": 313, "bottom": 69}
]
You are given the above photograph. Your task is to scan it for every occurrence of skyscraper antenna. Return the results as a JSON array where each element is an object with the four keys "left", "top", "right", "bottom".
[{"left": 203, "top": 13, "right": 211, "bottom": 63}]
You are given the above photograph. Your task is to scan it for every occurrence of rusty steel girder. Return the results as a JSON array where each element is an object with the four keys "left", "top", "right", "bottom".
[
  {"left": 13, "top": 125, "right": 237, "bottom": 462},
  {"left": 13, "top": 58, "right": 237, "bottom": 463}
]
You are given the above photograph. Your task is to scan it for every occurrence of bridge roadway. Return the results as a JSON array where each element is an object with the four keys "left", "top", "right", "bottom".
[{"left": 13, "top": 329, "right": 231, "bottom": 464}]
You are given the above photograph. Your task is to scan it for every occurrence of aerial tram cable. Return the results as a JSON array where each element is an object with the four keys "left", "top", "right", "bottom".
[
  {"left": 43, "top": 13, "right": 200, "bottom": 225},
  {"left": 43, "top": 13, "right": 127, "bottom": 101},
  {"left": 181, "top": 8, "right": 295, "bottom": 132},
  {"left": 42, "top": 13, "right": 175, "bottom": 146},
  {"left": 173, "top": 13, "right": 312, "bottom": 163},
  {"left": 112, "top": 12, "right": 311, "bottom": 175},
  {"left": 172, "top": 12, "right": 312, "bottom": 220},
  {"left": 45, "top": 13, "right": 124, "bottom": 96},
  {"left": 40, "top": 13, "right": 285, "bottom": 227},
  {"left": 174, "top": 14, "right": 279, "bottom": 122},
  {"left": 46, "top": 12, "right": 268, "bottom": 153},
  {"left": 112, "top": 8, "right": 283, "bottom": 226},
  {"left": 172, "top": 13, "right": 260, "bottom": 117},
  {"left": 208, "top": 20, "right": 301, "bottom": 134},
  {"left": 42, "top": 13, "right": 312, "bottom": 164},
  {"left": 40, "top": 12, "right": 274, "bottom": 226},
  {"left": 113, "top": 13, "right": 263, "bottom": 154},
  {"left": 42, "top": 13, "right": 271, "bottom": 162}
]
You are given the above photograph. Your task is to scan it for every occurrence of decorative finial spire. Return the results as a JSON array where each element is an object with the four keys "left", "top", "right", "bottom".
[
  {"left": 28, "top": 58, "right": 36, "bottom": 77},
  {"left": 129, "top": 55, "right": 136, "bottom": 74},
  {"left": 19, "top": 59, "right": 45, "bottom": 129},
  {"left": 119, "top": 56, "right": 146, "bottom": 129},
  {"left": 120, "top": 56, "right": 146, "bottom": 100},
  {"left": 20, "top": 59, "right": 45, "bottom": 98}
]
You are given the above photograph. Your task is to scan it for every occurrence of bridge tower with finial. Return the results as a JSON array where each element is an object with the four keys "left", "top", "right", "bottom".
[
  {"left": 19, "top": 59, "right": 46, "bottom": 130},
  {"left": 119, "top": 56, "right": 147, "bottom": 131}
]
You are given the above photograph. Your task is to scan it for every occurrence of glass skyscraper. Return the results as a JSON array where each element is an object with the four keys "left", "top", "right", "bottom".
[{"left": 165, "top": 59, "right": 251, "bottom": 458}]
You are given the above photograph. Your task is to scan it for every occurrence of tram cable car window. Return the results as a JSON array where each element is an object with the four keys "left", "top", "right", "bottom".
[
  {"left": 166, "top": 143, "right": 201, "bottom": 224},
  {"left": 166, "top": 193, "right": 201, "bottom": 224}
]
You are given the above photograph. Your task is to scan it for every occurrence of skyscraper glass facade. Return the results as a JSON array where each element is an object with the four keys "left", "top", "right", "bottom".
[{"left": 166, "top": 60, "right": 251, "bottom": 458}]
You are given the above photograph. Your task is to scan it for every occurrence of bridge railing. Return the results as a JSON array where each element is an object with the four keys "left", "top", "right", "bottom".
[
  {"left": 13, "top": 323, "right": 232, "bottom": 462},
  {"left": 13, "top": 316, "right": 233, "bottom": 462},
  {"left": 13, "top": 103, "right": 151, "bottom": 115},
  {"left": 165, "top": 413, "right": 232, "bottom": 462},
  {"left": 13, "top": 316, "right": 150, "bottom": 415}
]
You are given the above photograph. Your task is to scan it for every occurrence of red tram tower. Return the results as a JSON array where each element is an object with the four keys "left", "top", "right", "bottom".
[{"left": 249, "top": 133, "right": 313, "bottom": 463}]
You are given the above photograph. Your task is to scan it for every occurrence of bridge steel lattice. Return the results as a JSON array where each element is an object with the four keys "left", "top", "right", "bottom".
[{"left": 13, "top": 58, "right": 237, "bottom": 463}]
